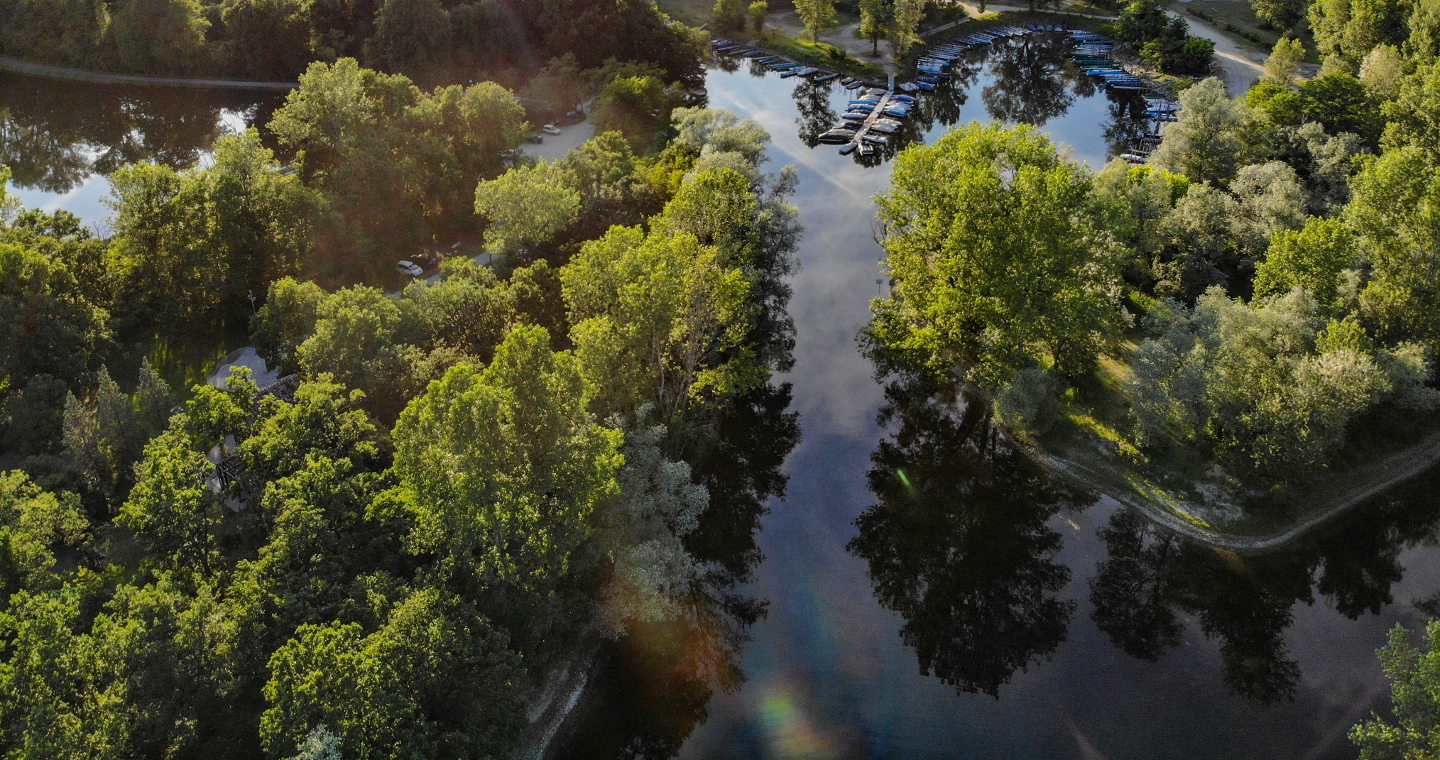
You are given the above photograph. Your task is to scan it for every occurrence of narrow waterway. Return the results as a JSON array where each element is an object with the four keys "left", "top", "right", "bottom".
[
  {"left": 7, "top": 38, "right": 1440, "bottom": 760},
  {"left": 599, "top": 44, "right": 1440, "bottom": 759}
]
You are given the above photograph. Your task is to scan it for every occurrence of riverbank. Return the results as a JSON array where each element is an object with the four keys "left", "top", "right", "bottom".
[
  {"left": 0, "top": 56, "right": 296, "bottom": 90},
  {"left": 1030, "top": 426, "right": 1440, "bottom": 553}
]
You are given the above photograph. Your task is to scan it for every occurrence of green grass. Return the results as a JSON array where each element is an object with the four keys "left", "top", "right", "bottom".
[
  {"left": 760, "top": 32, "right": 888, "bottom": 78},
  {"left": 1178, "top": 0, "right": 1318, "bottom": 60}
]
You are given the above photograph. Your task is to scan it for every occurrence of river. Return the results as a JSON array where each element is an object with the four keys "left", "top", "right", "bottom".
[{"left": 6, "top": 36, "right": 1439, "bottom": 760}]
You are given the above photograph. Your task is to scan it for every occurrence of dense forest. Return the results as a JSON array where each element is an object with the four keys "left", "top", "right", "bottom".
[
  {"left": 0, "top": 1, "right": 807, "bottom": 745},
  {"left": 0, "top": 0, "right": 704, "bottom": 89},
  {"left": 7, "top": 0, "right": 1440, "bottom": 755},
  {"left": 866, "top": 8, "right": 1440, "bottom": 485}
]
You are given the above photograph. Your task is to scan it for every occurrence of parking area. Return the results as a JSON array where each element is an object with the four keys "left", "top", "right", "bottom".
[{"left": 520, "top": 119, "right": 598, "bottom": 162}]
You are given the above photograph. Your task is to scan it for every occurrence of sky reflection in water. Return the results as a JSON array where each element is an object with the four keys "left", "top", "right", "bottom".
[
  {"left": 7, "top": 39, "right": 1440, "bottom": 760},
  {"left": 676, "top": 42, "right": 1440, "bottom": 760}
]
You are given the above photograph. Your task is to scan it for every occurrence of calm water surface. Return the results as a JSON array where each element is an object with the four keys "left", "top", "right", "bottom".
[
  {"left": 576, "top": 41, "right": 1440, "bottom": 760},
  {"left": 7, "top": 37, "right": 1440, "bottom": 760}
]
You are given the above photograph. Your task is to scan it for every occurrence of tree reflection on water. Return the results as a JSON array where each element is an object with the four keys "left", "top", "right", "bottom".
[
  {"left": 0, "top": 74, "right": 281, "bottom": 194},
  {"left": 1091, "top": 464, "right": 1440, "bottom": 705},
  {"left": 981, "top": 35, "right": 1075, "bottom": 127},
  {"left": 848, "top": 380, "right": 1091, "bottom": 698},
  {"left": 559, "top": 380, "right": 800, "bottom": 758}
]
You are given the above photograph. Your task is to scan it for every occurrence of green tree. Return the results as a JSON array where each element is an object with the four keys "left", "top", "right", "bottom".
[
  {"left": 473, "top": 161, "right": 580, "bottom": 256},
  {"left": 363, "top": 0, "right": 449, "bottom": 73},
  {"left": 749, "top": 1, "right": 769, "bottom": 34},
  {"left": 891, "top": 0, "right": 925, "bottom": 52},
  {"left": 865, "top": 122, "right": 1123, "bottom": 391},
  {"left": 1384, "top": 61, "right": 1440, "bottom": 161},
  {"left": 117, "top": 424, "right": 221, "bottom": 574},
  {"left": 1350, "top": 621, "right": 1440, "bottom": 760},
  {"left": 0, "top": 240, "right": 110, "bottom": 390},
  {"left": 562, "top": 225, "right": 757, "bottom": 417},
  {"left": 1348, "top": 146, "right": 1440, "bottom": 350},
  {"left": 105, "top": 0, "right": 209, "bottom": 75},
  {"left": 1263, "top": 36, "right": 1305, "bottom": 85},
  {"left": 713, "top": 0, "right": 747, "bottom": 30},
  {"left": 1309, "top": 0, "right": 1407, "bottom": 70},
  {"left": 794, "top": 0, "right": 836, "bottom": 42},
  {"left": 294, "top": 286, "right": 402, "bottom": 393},
  {"left": 260, "top": 589, "right": 525, "bottom": 760},
  {"left": 252, "top": 278, "right": 327, "bottom": 376},
  {"left": 220, "top": 0, "right": 314, "bottom": 80},
  {"left": 1252, "top": 0, "right": 1306, "bottom": 29},
  {"left": 1254, "top": 217, "right": 1358, "bottom": 309},
  {"left": 0, "top": 471, "right": 89, "bottom": 601},
  {"left": 1359, "top": 44, "right": 1404, "bottom": 99},
  {"left": 0, "top": 0, "right": 108, "bottom": 68},
  {"left": 0, "top": 586, "right": 129, "bottom": 757},
  {"left": 593, "top": 419, "right": 706, "bottom": 638},
  {"left": 391, "top": 325, "right": 623, "bottom": 588},
  {"left": 1300, "top": 73, "right": 1383, "bottom": 144},
  {"left": 859, "top": 0, "right": 886, "bottom": 55},
  {"left": 1152, "top": 77, "right": 1245, "bottom": 185}
]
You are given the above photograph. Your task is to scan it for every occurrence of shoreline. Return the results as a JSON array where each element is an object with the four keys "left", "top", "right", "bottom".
[
  {"left": 0, "top": 56, "right": 297, "bottom": 90},
  {"left": 1029, "top": 428, "right": 1440, "bottom": 553}
]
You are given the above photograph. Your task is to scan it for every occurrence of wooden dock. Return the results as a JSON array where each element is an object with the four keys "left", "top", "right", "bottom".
[{"left": 847, "top": 90, "right": 896, "bottom": 150}]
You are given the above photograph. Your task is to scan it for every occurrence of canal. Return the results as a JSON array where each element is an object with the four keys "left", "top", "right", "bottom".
[{"left": 5, "top": 35, "right": 1438, "bottom": 760}]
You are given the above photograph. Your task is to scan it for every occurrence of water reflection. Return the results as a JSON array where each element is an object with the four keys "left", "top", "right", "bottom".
[
  {"left": 777, "top": 33, "right": 1151, "bottom": 168},
  {"left": 0, "top": 74, "right": 282, "bottom": 194},
  {"left": 1091, "top": 466, "right": 1440, "bottom": 705},
  {"left": 848, "top": 381, "right": 1091, "bottom": 698},
  {"left": 981, "top": 36, "right": 1075, "bottom": 126},
  {"left": 563, "top": 381, "right": 800, "bottom": 757}
]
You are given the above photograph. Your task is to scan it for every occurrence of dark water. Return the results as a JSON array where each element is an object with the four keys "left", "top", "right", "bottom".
[
  {"left": 0, "top": 72, "right": 283, "bottom": 228},
  {"left": 567, "top": 38, "right": 1440, "bottom": 760},
  {"left": 6, "top": 36, "right": 1438, "bottom": 760}
]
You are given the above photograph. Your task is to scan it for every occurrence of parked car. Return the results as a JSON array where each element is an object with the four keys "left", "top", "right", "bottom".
[
  {"left": 524, "top": 134, "right": 544, "bottom": 143},
  {"left": 414, "top": 252, "right": 440, "bottom": 270},
  {"left": 396, "top": 260, "right": 423, "bottom": 277},
  {"left": 542, "top": 123, "right": 562, "bottom": 135}
]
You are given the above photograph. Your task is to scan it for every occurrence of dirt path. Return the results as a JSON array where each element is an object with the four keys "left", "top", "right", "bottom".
[
  {"left": 1033, "top": 430, "right": 1440, "bottom": 554},
  {"left": 1167, "top": 10, "right": 1266, "bottom": 93},
  {"left": 0, "top": 55, "right": 296, "bottom": 90}
]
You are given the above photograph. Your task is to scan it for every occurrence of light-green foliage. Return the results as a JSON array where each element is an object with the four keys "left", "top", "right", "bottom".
[
  {"left": 1263, "top": 36, "right": 1305, "bottom": 85},
  {"left": 0, "top": 472, "right": 88, "bottom": 601},
  {"left": 473, "top": 161, "right": 580, "bottom": 256},
  {"left": 562, "top": 225, "right": 757, "bottom": 418},
  {"left": 1152, "top": 77, "right": 1245, "bottom": 185},
  {"left": 118, "top": 423, "right": 221, "bottom": 575},
  {"left": 260, "top": 588, "right": 525, "bottom": 760},
  {"left": 867, "top": 122, "right": 1123, "bottom": 392},
  {"left": 1255, "top": 216, "right": 1358, "bottom": 309},
  {"left": 1351, "top": 621, "right": 1440, "bottom": 760},
  {"left": 891, "top": 0, "right": 925, "bottom": 52},
  {"left": 1348, "top": 146, "right": 1440, "bottom": 350},
  {"left": 391, "top": 326, "right": 623, "bottom": 587},
  {"left": 793, "top": 0, "right": 836, "bottom": 41},
  {"left": 859, "top": 0, "right": 885, "bottom": 54},
  {"left": 1128, "top": 289, "right": 1394, "bottom": 475}
]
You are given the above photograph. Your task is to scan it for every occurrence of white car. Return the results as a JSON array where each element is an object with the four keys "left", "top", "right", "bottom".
[
  {"left": 396, "top": 260, "right": 424, "bottom": 277},
  {"left": 542, "top": 123, "right": 562, "bottom": 135}
]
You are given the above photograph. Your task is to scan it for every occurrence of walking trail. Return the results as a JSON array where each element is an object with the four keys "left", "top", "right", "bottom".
[{"left": 0, "top": 55, "right": 296, "bottom": 90}]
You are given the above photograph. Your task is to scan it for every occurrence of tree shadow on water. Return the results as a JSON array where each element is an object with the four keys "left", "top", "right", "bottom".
[{"left": 847, "top": 379, "right": 1092, "bottom": 698}]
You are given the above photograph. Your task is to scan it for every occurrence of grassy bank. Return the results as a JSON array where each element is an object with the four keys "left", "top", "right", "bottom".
[
  {"left": 1031, "top": 346, "right": 1440, "bottom": 548},
  {"left": 1176, "top": 0, "right": 1318, "bottom": 60},
  {"left": 759, "top": 32, "right": 889, "bottom": 79}
]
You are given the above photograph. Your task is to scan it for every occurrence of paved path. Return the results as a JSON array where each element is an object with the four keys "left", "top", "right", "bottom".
[
  {"left": 520, "top": 120, "right": 597, "bottom": 162},
  {"left": 1167, "top": 10, "right": 1266, "bottom": 94},
  {"left": 0, "top": 55, "right": 296, "bottom": 90}
]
